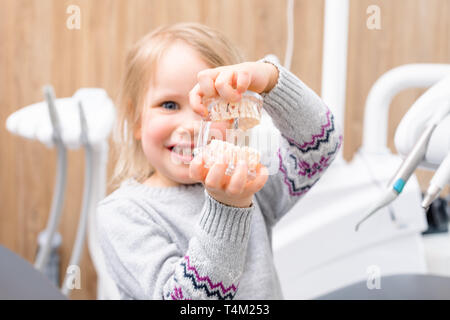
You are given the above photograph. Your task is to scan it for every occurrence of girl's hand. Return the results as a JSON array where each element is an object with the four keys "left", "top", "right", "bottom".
[
  {"left": 188, "top": 61, "right": 276, "bottom": 207},
  {"left": 189, "top": 61, "right": 278, "bottom": 117},
  {"left": 189, "top": 153, "right": 269, "bottom": 208}
]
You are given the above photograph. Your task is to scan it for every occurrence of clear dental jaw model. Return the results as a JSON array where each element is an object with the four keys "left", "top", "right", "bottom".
[{"left": 194, "top": 91, "right": 263, "bottom": 179}]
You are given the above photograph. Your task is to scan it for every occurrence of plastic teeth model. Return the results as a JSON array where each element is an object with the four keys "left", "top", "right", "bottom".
[
  {"left": 205, "top": 91, "right": 263, "bottom": 130},
  {"left": 196, "top": 90, "right": 263, "bottom": 178},
  {"left": 203, "top": 139, "right": 261, "bottom": 178}
]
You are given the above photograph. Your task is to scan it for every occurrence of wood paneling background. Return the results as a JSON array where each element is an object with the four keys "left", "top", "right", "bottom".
[{"left": 0, "top": 0, "right": 448, "bottom": 299}]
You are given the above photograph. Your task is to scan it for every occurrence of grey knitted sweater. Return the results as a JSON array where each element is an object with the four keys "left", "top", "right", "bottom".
[{"left": 96, "top": 59, "right": 342, "bottom": 300}]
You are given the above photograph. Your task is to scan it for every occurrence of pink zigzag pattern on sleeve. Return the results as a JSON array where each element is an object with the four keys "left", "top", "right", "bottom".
[
  {"left": 284, "top": 109, "right": 333, "bottom": 153},
  {"left": 278, "top": 149, "right": 313, "bottom": 197},
  {"left": 277, "top": 132, "right": 342, "bottom": 197},
  {"left": 297, "top": 156, "right": 331, "bottom": 178},
  {"left": 184, "top": 255, "right": 238, "bottom": 295}
]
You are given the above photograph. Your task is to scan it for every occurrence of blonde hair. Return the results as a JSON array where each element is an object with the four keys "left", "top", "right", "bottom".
[{"left": 111, "top": 22, "right": 245, "bottom": 189}]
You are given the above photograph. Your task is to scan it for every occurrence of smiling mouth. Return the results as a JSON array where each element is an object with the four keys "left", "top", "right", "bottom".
[{"left": 167, "top": 144, "right": 195, "bottom": 160}]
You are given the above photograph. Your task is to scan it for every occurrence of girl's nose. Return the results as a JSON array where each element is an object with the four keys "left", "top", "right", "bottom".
[
  {"left": 180, "top": 105, "right": 202, "bottom": 126},
  {"left": 174, "top": 106, "right": 203, "bottom": 141}
]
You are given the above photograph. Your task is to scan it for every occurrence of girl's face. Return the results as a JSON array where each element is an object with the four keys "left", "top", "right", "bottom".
[{"left": 136, "top": 40, "right": 229, "bottom": 187}]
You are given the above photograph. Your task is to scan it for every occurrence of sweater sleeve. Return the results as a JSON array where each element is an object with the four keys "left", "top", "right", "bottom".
[
  {"left": 96, "top": 190, "right": 253, "bottom": 300},
  {"left": 254, "top": 57, "right": 343, "bottom": 226}
]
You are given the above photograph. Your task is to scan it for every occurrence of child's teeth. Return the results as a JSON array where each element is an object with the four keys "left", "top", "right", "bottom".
[{"left": 173, "top": 146, "right": 192, "bottom": 157}]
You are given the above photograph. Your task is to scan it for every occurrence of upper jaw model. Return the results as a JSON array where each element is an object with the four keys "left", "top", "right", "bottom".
[{"left": 205, "top": 91, "right": 263, "bottom": 130}]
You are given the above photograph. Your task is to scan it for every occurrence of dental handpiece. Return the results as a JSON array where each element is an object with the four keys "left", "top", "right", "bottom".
[
  {"left": 387, "top": 119, "right": 439, "bottom": 195},
  {"left": 354, "top": 124, "right": 435, "bottom": 231},
  {"left": 355, "top": 103, "right": 450, "bottom": 232},
  {"left": 422, "top": 151, "right": 450, "bottom": 209}
]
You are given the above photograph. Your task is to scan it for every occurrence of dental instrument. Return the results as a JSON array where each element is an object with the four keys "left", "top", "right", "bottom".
[
  {"left": 34, "top": 86, "right": 68, "bottom": 271},
  {"left": 61, "top": 101, "right": 94, "bottom": 295},
  {"left": 422, "top": 151, "right": 450, "bottom": 209},
  {"left": 355, "top": 102, "right": 450, "bottom": 232}
]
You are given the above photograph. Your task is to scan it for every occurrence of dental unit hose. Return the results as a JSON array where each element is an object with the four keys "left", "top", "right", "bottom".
[{"left": 422, "top": 151, "right": 450, "bottom": 209}]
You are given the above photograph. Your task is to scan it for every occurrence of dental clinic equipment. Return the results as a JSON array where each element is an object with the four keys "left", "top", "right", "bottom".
[
  {"left": 35, "top": 86, "right": 68, "bottom": 272},
  {"left": 422, "top": 152, "right": 450, "bottom": 209},
  {"left": 273, "top": 0, "right": 449, "bottom": 296},
  {"left": 321, "top": 0, "right": 349, "bottom": 164},
  {"left": 355, "top": 75, "right": 450, "bottom": 232},
  {"left": 6, "top": 87, "right": 116, "bottom": 297},
  {"left": 61, "top": 101, "right": 94, "bottom": 295}
]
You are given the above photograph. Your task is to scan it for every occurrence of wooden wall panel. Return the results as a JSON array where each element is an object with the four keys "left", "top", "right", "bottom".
[
  {"left": 0, "top": 0, "right": 448, "bottom": 300},
  {"left": 346, "top": 0, "right": 450, "bottom": 193}
]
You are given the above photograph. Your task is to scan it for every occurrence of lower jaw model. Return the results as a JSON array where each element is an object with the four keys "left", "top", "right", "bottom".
[{"left": 202, "top": 139, "right": 261, "bottom": 178}]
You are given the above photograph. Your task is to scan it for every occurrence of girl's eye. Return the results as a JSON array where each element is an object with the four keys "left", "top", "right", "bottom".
[{"left": 161, "top": 101, "right": 179, "bottom": 110}]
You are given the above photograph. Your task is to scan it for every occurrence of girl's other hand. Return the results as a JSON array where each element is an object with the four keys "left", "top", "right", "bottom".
[
  {"left": 189, "top": 153, "right": 269, "bottom": 208},
  {"left": 189, "top": 62, "right": 278, "bottom": 118}
]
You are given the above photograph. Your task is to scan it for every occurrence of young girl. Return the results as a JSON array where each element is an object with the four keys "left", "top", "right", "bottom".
[{"left": 97, "top": 22, "right": 342, "bottom": 300}]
